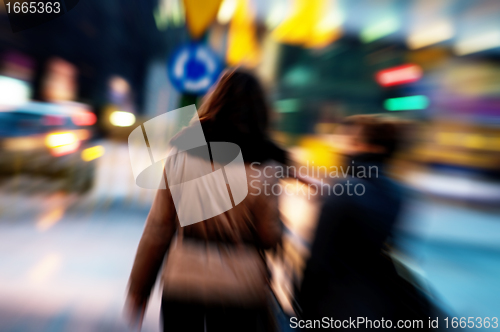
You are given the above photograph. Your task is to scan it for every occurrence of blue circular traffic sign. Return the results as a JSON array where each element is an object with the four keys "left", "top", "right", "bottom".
[{"left": 167, "top": 43, "right": 223, "bottom": 95}]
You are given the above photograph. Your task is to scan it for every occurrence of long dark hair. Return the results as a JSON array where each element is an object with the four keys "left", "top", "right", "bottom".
[
  {"left": 185, "top": 68, "right": 286, "bottom": 164},
  {"left": 195, "top": 68, "right": 270, "bottom": 140}
]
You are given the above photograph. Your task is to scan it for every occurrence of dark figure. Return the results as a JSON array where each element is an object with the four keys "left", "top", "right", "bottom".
[{"left": 295, "top": 116, "right": 432, "bottom": 329}]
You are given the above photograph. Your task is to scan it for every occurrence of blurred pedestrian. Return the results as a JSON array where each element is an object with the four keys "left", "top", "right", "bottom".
[
  {"left": 295, "top": 115, "right": 433, "bottom": 329},
  {"left": 126, "top": 69, "right": 283, "bottom": 332}
]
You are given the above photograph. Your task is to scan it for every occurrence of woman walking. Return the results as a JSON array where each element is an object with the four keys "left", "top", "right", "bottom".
[{"left": 126, "top": 69, "right": 284, "bottom": 332}]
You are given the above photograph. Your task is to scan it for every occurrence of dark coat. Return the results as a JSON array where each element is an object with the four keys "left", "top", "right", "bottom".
[{"left": 296, "top": 167, "right": 432, "bottom": 327}]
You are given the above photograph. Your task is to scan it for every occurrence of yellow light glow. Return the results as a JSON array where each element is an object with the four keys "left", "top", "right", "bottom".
[
  {"left": 217, "top": 0, "right": 237, "bottom": 24},
  {"left": 490, "top": 137, "right": 500, "bottom": 151},
  {"left": 407, "top": 20, "right": 454, "bottom": 49},
  {"left": 81, "top": 145, "right": 105, "bottom": 162},
  {"left": 37, "top": 207, "right": 64, "bottom": 231},
  {"left": 464, "top": 135, "right": 487, "bottom": 149},
  {"left": 437, "top": 132, "right": 462, "bottom": 146},
  {"left": 226, "top": 0, "right": 260, "bottom": 67},
  {"left": 454, "top": 30, "right": 500, "bottom": 56},
  {"left": 298, "top": 136, "right": 335, "bottom": 168},
  {"left": 437, "top": 132, "right": 500, "bottom": 151},
  {"left": 109, "top": 111, "right": 136, "bottom": 127},
  {"left": 272, "top": 0, "right": 318, "bottom": 45},
  {"left": 307, "top": 10, "right": 343, "bottom": 48},
  {"left": 271, "top": 0, "right": 343, "bottom": 48},
  {"left": 45, "top": 132, "right": 78, "bottom": 148}
]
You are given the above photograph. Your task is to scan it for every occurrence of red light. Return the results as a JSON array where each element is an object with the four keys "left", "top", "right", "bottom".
[
  {"left": 376, "top": 64, "right": 422, "bottom": 87},
  {"left": 42, "top": 115, "right": 65, "bottom": 126},
  {"left": 72, "top": 111, "right": 97, "bottom": 126}
]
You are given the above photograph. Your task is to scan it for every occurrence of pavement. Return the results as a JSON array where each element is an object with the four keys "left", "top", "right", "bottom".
[
  {"left": 0, "top": 141, "right": 160, "bottom": 332},
  {"left": 0, "top": 140, "right": 499, "bottom": 331}
]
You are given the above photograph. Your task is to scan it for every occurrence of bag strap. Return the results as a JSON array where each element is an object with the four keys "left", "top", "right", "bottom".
[{"left": 172, "top": 225, "right": 183, "bottom": 249}]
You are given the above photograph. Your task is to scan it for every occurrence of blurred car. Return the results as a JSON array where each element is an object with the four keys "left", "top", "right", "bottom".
[{"left": 0, "top": 101, "right": 101, "bottom": 193}]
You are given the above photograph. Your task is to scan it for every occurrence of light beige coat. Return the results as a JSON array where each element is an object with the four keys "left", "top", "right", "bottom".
[{"left": 127, "top": 152, "right": 282, "bottom": 306}]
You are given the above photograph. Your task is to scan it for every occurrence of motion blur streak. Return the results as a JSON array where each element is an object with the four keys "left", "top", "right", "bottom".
[
  {"left": 384, "top": 95, "right": 429, "bottom": 111},
  {"left": 27, "top": 253, "right": 62, "bottom": 284},
  {"left": 71, "top": 111, "right": 97, "bottom": 126},
  {"left": 81, "top": 146, "right": 105, "bottom": 162},
  {"left": 407, "top": 19, "right": 454, "bottom": 49},
  {"left": 271, "top": 0, "right": 343, "bottom": 48},
  {"left": 266, "top": 0, "right": 287, "bottom": 29},
  {"left": 49, "top": 142, "right": 80, "bottom": 157},
  {"left": 36, "top": 207, "right": 64, "bottom": 231},
  {"left": 45, "top": 132, "right": 78, "bottom": 148},
  {"left": 217, "top": 0, "right": 236, "bottom": 24},
  {"left": 360, "top": 17, "right": 399, "bottom": 43},
  {"left": 376, "top": 64, "right": 422, "bottom": 87},
  {"left": 1, "top": 0, "right": 500, "bottom": 331},
  {"left": 2, "top": 136, "right": 43, "bottom": 151},
  {"left": 455, "top": 30, "right": 500, "bottom": 56},
  {"left": 45, "top": 132, "right": 81, "bottom": 156}
]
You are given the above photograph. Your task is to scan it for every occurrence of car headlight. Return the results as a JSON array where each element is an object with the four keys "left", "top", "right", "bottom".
[
  {"left": 109, "top": 111, "right": 136, "bottom": 127},
  {"left": 45, "top": 132, "right": 80, "bottom": 156}
]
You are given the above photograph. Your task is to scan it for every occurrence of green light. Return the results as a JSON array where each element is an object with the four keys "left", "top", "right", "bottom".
[
  {"left": 384, "top": 95, "right": 429, "bottom": 111},
  {"left": 275, "top": 99, "right": 300, "bottom": 113},
  {"left": 360, "top": 17, "right": 399, "bottom": 43}
]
